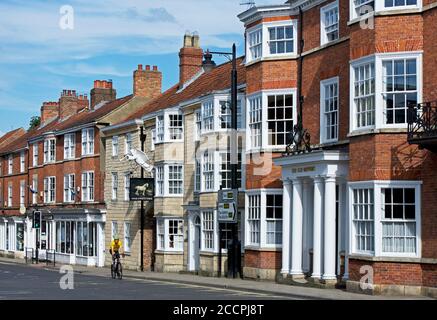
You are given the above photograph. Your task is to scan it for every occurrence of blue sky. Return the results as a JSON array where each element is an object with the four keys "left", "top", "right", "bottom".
[{"left": 0, "top": 0, "right": 281, "bottom": 136}]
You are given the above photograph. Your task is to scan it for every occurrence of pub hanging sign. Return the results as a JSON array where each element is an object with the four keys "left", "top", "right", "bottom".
[{"left": 129, "top": 178, "right": 154, "bottom": 201}]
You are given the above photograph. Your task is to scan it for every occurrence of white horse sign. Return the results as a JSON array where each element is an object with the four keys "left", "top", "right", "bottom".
[{"left": 129, "top": 178, "right": 154, "bottom": 201}]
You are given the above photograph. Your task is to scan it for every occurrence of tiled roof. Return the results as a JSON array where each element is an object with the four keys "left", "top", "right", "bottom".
[
  {"left": 0, "top": 95, "right": 133, "bottom": 155},
  {"left": 117, "top": 57, "right": 246, "bottom": 124},
  {"left": 0, "top": 128, "right": 26, "bottom": 149}
]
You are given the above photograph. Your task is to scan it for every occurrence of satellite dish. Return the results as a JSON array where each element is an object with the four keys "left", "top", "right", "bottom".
[{"left": 124, "top": 149, "right": 154, "bottom": 173}]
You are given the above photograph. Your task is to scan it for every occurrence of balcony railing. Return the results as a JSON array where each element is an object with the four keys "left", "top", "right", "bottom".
[{"left": 407, "top": 101, "right": 437, "bottom": 152}]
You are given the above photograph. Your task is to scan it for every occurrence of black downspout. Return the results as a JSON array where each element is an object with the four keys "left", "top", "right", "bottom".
[
  {"left": 298, "top": 7, "right": 305, "bottom": 128},
  {"left": 140, "top": 126, "right": 146, "bottom": 272}
]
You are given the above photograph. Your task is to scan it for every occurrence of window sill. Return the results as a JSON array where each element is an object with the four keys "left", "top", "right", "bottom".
[
  {"left": 245, "top": 54, "right": 298, "bottom": 67},
  {"left": 154, "top": 249, "right": 183, "bottom": 255},
  {"left": 348, "top": 127, "right": 409, "bottom": 138},
  {"left": 349, "top": 253, "right": 425, "bottom": 263},
  {"left": 244, "top": 246, "right": 282, "bottom": 252}
]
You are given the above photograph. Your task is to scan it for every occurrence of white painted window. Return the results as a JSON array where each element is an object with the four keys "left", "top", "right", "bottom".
[
  {"left": 247, "top": 194, "right": 261, "bottom": 246},
  {"left": 169, "top": 114, "right": 183, "bottom": 140},
  {"left": 349, "top": 181, "right": 421, "bottom": 257},
  {"left": 124, "top": 173, "right": 130, "bottom": 201},
  {"left": 32, "top": 143, "right": 38, "bottom": 167},
  {"left": 111, "top": 221, "right": 118, "bottom": 240},
  {"left": 350, "top": 53, "right": 422, "bottom": 133},
  {"left": 202, "top": 151, "right": 214, "bottom": 191},
  {"left": 111, "top": 172, "right": 118, "bottom": 200},
  {"left": 321, "top": 1, "right": 339, "bottom": 45},
  {"left": 82, "top": 171, "right": 94, "bottom": 202},
  {"left": 268, "top": 25, "right": 294, "bottom": 55},
  {"left": 151, "top": 128, "right": 156, "bottom": 151},
  {"left": 20, "top": 181, "right": 25, "bottom": 206},
  {"left": 168, "top": 165, "right": 183, "bottom": 195},
  {"left": 248, "top": 28, "right": 262, "bottom": 62},
  {"left": 382, "top": 58, "right": 418, "bottom": 125},
  {"left": 201, "top": 100, "right": 214, "bottom": 133},
  {"left": 266, "top": 194, "right": 283, "bottom": 245},
  {"left": 81, "top": 128, "right": 94, "bottom": 155},
  {"left": 384, "top": 0, "right": 418, "bottom": 8},
  {"left": 194, "top": 159, "right": 201, "bottom": 192},
  {"left": 267, "top": 93, "right": 294, "bottom": 146},
  {"left": 352, "top": 188, "right": 375, "bottom": 253},
  {"left": 194, "top": 110, "right": 201, "bottom": 141},
  {"left": 64, "top": 174, "right": 75, "bottom": 203},
  {"left": 248, "top": 95, "right": 262, "bottom": 149},
  {"left": 7, "top": 184, "right": 12, "bottom": 207},
  {"left": 125, "top": 133, "right": 132, "bottom": 154},
  {"left": 43, "top": 176, "right": 56, "bottom": 203},
  {"left": 156, "top": 218, "right": 183, "bottom": 251},
  {"left": 155, "top": 166, "right": 164, "bottom": 196},
  {"left": 156, "top": 115, "right": 164, "bottom": 143},
  {"left": 351, "top": 0, "right": 375, "bottom": 19},
  {"left": 7, "top": 154, "right": 13, "bottom": 174},
  {"left": 20, "top": 151, "right": 25, "bottom": 172},
  {"left": 219, "top": 100, "right": 242, "bottom": 129},
  {"left": 320, "top": 77, "right": 339, "bottom": 143},
  {"left": 112, "top": 136, "right": 119, "bottom": 157},
  {"left": 219, "top": 152, "right": 242, "bottom": 190},
  {"left": 64, "top": 133, "right": 75, "bottom": 159},
  {"left": 32, "top": 177, "right": 38, "bottom": 205},
  {"left": 124, "top": 222, "right": 131, "bottom": 253},
  {"left": 44, "top": 138, "right": 56, "bottom": 163},
  {"left": 350, "top": 1, "right": 421, "bottom": 25},
  {"left": 202, "top": 211, "right": 215, "bottom": 251},
  {"left": 352, "top": 61, "right": 375, "bottom": 129}
]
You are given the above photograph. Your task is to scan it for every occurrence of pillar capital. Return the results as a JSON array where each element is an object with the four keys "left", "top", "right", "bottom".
[
  {"left": 313, "top": 175, "right": 325, "bottom": 184},
  {"left": 324, "top": 175, "right": 337, "bottom": 183},
  {"left": 291, "top": 177, "right": 303, "bottom": 185},
  {"left": 282, "top": 178, "right": 292, "bottom": 186}
]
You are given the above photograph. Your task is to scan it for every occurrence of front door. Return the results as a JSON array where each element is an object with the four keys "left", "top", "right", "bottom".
[
  {"left": 37, "top": 221, "right": 51, "bottom": 260},
  {"left": 194, "top": 216, "right": 201, "bottom": 271}
]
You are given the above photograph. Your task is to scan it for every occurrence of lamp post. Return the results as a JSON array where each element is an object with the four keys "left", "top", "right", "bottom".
[{"left": 208, "top": 44, "right": 240, "bottom": 278}]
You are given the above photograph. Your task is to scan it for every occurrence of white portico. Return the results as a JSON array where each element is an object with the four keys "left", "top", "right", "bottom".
[{"left": 274, "top": 150, "right": 349, "bottom": 283}]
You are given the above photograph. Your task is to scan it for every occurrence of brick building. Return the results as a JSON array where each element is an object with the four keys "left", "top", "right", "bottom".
[{"left": 0, "top": 71, "right": 159, "bottom": 266}]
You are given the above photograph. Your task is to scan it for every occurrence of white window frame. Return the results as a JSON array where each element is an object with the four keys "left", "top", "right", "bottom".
[
  {"left": 320, "top": 77, "right": 340, "bottom": 143},
  {"left": 7, "top": 154, "right": 13, "bottom": 174},
  {"left": 124, "top": 172, "right": 130, "bottom": 201},
  {"left": 194, "top": 159, "right": 201, "bottom": 192},
  {"left": 349, "top": 0, "right": 421, "bottom": 23},
  {"left": 247, "top": 26, "right": 263, "bottom": 63},
  {"left": 200, "top": 210, "right": 219, "bottom": 253},
  {"left": 64, "top": 173, "right": 75, "bottom": 203},
  {"left": 111, "top": 221, "right": 118, "bottom": 240},
  {"left": 194, "top": 110, "right": 202, "bottom": 141},
  {"left": 32, "top": 176, "right": 38, "bottom": 205},
  {"left": 202, "top": 151, "right": 215, "bottom": 192},
  {"left": 20, "top": 151, "right": 25, "bottom": 173},
  {"left": 154, "top": 110, "right": 184, "bottom": 143},
  {"left": 82, "top": 171, "right": 94, "bottom": 202},
  {"left": 124, "top": 222, "right": 131, "bottom": 253},
  {"left": 155, "top": 115, "right": 164, "bottom": 143},
  {"left": 154, "top": 163, "right": 184, "bottom": 197},
  {"left": 201, "top": 100, "right": 214, "bottom": 133},
  {"left": 151, "top": 128, "right": 156, "bottom": 151},
  {"left": 44, "top": 176, "right": 56, "bottom": 204},
  {"left": 7, "top": 184, "right": 12, "bottom": 207},
  {"left": 244, "top": 189, "right": 283, "bottom": 249},
  {"left": 32, "top": 143, "right": 38, "bottom": 167},
  {"left": 350, "top": 52, "right": 423, "bottom": 134},
  {"left": 81, "top": 128, "right": 94, "bottom": 156},
  {"left": 156, "top": 218, "right": 184, "bottom": 252},
  {"left": 112, "top": 135, "right": 119, "bottom": 157},
  {"left": 125, "top": 133, "right": 132, "bottom": 155},
  {"left": 168, "top": 113, "right": 184, "bottom": 141},
  {"left": 20, "top": 181, "right": 25, "bottom": 206},
  {"left": 64, "top": 133, "right": 76, "bottom": 160},
  {"left": 44, "top": 138, "right": 56, "bottom": 163},
  {"left": 111, "top": 172, "right": 118, "bottom": 200},
  {"left": 348, "top": 180, "right": 421, "bottom": 258},
  {"left": 245, "top": 20, "right": 298, "bottom": 64},
  {"left": 321, "top": 1, "right": 339, "bottom": 46},
  {"left": 246, "top": 89, "right": 297, "bottom": 152}
]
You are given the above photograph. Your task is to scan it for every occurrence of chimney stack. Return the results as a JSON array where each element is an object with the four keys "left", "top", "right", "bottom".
[
  {"left": 90, "top": 80, "right": 116, "bottom": 109},
  {"left": 40, "top": 102, "right": 59, "bottom": 124},
  {"left": 59, "top": 89, "right": 89, "bottom": 119},
  {"left": 133, "top": 64, "right": 162, "bottom": 99},
  {"left": 179, "top": 32, "right": 203, "bottom": 86}
]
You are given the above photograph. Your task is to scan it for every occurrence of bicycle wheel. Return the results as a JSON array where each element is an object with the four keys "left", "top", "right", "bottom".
[
  {"left": 117, "top": 263, "right": 123, "bottom": 280},
  {"left": 111, "top": 264, "right": 116, "bottom": 279}
]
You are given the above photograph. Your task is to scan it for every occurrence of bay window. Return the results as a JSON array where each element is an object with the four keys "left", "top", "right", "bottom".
[
  {"left": 156, "top": 115, "right": 164, "bottom": 143},
  {"left": 350, "top": 53, "right": 422, "bottom": 133},
  {"left": 267, "top": 93, "right": 294, "bottom": 146},
  {"left": 169, "top": 114, "right": 183, "bottom": 140},
  {"left": 245, "top": 190, "right": 283, "bottom": 248},
  {"left": 154, "top": 112, "right": 183, "bottom": 143},
  {"left": 203, "top": 151, "right": 214, "bottom": 191},
  {"left": 156, "top": 218, "right": 183, "bottom": 251},
  {"left": 195, "top": 110, "right": 201, "bottom": 141},
  {"left": 201, "top": 100, "right": 214, "bottom": 133},
  {"left": 219, "top": 152, "right": 242, "bottom": 189},
  {"left": 248, "top": 95, "right": 262, "bottom": 149},
  {"left": 81, "top": 128, "right": 94, "bottom": 156},
  {"left": 268, "top": 25, "right": 294, "bottom": 55},
  {"left": 248, "top": 28, "right": 262, "bottom": 62},
  {"left": 154, "top": 164, "right": 184, "bottom": 196},
  {"left": 64, "top": 133, "right": 75, "bottom": 159},
  {"left": 349, "top": 181, "right": 421, "bottom": 257},
  {"left": 320, "top": 77, "right": 339, "bottom": 143}
]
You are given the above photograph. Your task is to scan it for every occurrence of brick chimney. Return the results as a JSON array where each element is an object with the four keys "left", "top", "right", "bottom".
[
  {"left": 59, "top": 90, "right": 89, "bottom": 120},
  {"left": 40, "top": 102, "right": 59, "bottom": 124},
  {"left": 90, "top": 80, "right": 116, "bottom": 109},
  {"left": 179, "top": 32, "right": 203, "bottom": 86},
  {"left": 133, "top": 64, "right": 162, "bottom": 99}
]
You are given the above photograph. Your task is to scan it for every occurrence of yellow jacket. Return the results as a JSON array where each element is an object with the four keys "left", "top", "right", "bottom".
[{"left": 110, "top": 239, "right": 122, "bottom": 253}]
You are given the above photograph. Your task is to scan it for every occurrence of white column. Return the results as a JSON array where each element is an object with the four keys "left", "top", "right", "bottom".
[
  {"left": 290, "top": 178, "right": 304, "bottom": 277},
  {"left": 323, "top": 176, "right": 337, "bottom": 281},
  {"left": 312, "top": 176, "right": 324, "bottom": 279},
  {"left": 281, "top": 179, "right": 292, "bottom": 275}
]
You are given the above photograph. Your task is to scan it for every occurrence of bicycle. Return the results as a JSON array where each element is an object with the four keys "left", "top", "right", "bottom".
[{"left": 111, "top": 252, "right": 123, "bottom": 280}]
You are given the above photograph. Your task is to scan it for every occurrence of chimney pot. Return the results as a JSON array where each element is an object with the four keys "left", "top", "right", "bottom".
[
  {"left": 138, "top": 64, "right": 143, "bottom": 71},
  {"left": 146, "top": 65, "right": 151, "bottom": 71},
  {"left": 153, "top": 66, "right": 158, "bottom": 71}
]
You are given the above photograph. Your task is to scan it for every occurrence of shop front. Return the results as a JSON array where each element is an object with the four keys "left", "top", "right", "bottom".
[
  {"left": 25, "top": 208, "right": 106, "bottom": 267},
  {"left": 0, "top": 216, "right": 25, "bottom": 258}
]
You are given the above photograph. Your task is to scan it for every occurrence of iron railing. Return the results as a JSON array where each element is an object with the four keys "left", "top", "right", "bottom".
[{"left": 407, "top": 101, "right": 437, "bottom": 144}]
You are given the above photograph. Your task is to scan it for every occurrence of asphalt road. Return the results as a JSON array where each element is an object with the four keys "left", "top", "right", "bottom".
[{"left": 0, "top": 261, "right": 297, "bottom": 300}]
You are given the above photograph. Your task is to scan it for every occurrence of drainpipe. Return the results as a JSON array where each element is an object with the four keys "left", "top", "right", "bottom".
[{"left": 297, "top": 6, "right": 305, "bottom": 128}]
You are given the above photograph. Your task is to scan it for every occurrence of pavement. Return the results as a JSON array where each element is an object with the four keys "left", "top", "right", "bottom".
[{"left": 0, "top": 257, "right": 432, "bottom": 300}]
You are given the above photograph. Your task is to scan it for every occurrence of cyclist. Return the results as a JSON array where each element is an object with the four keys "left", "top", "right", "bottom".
[{"left": 109, "top": 235, "right": 123, "bottom": 266}]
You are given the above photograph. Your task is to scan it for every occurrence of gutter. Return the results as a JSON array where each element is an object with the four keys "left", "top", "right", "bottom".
[{"left": 100, "top": 119, "right": 144, "bottom": 134}]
